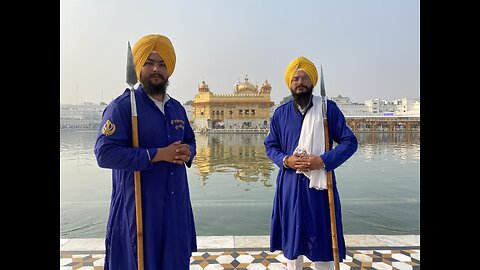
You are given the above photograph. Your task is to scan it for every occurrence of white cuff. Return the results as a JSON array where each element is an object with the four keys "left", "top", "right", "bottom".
[
  {"left": 282, "top": 155, "right": 289, "bottom": 168},
  {"left": 146, "top": 149, "right": 152, "bottom": 162}
]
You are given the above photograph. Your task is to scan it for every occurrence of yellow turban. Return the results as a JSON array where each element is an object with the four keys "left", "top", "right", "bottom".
[
  {"left": 284, "top": 56, "right": 318, "bottom": 89},
  {"left": 132, "top": 34, "right": 176, "bottom": 80}
]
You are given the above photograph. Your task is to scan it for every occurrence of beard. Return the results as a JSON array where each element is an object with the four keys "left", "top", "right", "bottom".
[
  {"left": 141, "top": 75, "right": 169, "bottom": 97},
  {"left": 291, "top": 84, "right": 314, "bottom": 107}
]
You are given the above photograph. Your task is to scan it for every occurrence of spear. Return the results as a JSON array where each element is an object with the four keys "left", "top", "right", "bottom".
[
  {"left": 126, "top": 41, "right": 144, "bottom": 270},
  {"left": 320, "top": 65, "right": 340, "bottom": 270}
]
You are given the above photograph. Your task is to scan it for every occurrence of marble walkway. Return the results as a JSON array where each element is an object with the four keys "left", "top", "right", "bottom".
[{"left": 60, "top": 234, "right": 420, "bottom": 270}]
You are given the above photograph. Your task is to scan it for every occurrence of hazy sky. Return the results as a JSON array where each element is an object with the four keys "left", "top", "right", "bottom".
[{"left": 60, "top": 0, "right": 419, "bottom": 105}]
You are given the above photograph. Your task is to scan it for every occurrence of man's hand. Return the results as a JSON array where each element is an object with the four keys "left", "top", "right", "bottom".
[
  {"left": 153, "top": 141, "right": 191, "bottom": 164},
  {"left": 171, "top": 141, "right": 191, "bottom": 164},
  {"left": 291, "top": 153, "right": 324, "bottom": 172}
]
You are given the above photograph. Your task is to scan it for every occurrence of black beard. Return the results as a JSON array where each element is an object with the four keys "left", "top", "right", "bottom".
[
  {"left": 291, "top": 85, "right": 314, "bottom": 108},
  {"left": 142, "top": 79, "right": 169, "bottom": 96}
]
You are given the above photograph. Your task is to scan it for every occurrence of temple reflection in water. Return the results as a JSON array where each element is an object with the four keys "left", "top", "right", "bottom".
[
  {"left": 191, "top": 132, "right": 419, "bottom": 187},
  {"left": 192, "top": 133, "right": 275, "bottom": 187}
]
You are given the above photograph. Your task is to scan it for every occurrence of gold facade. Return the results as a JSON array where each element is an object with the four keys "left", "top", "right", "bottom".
[{"left": 192, "top": 75, "right": 274, "bottom": 130}]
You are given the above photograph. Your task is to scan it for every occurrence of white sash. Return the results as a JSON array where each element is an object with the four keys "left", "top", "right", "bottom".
[{"left": 294, "top": 95, "right": 328, "bottom": 190}]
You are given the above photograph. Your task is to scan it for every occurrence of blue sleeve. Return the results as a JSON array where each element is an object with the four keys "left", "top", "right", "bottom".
[
  {"left": 183, "top": 110, "right": 196, "bottom": 168},
  {"left": 264, "top": 110, "right": 288, "bottom": 168},
  {"left": 94, "top": 98, "right": 155, "bottom": 171},
  {"left": 320, "top": 100, "right": 358, "bottom": 171}
]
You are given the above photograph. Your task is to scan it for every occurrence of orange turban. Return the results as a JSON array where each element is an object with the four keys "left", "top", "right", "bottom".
[
  {"left": 132, "top": 34, "right": 176, "bottom": 80},
  {"left": 284, "top": 56, "right": 318, "bottom": 89}
]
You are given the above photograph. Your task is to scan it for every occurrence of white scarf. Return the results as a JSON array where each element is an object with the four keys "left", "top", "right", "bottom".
[{"left": 294, "top": 95, "right": 328, "bottom": 190}]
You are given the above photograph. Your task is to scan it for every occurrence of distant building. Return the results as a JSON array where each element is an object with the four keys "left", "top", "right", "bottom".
[
  {"left": 183, "top": 100, "right": 193, "bottom": 120},
  {"left": 364, "top": 99, "right": 396, "bottom": 115},
  {"left": 192, "top": 75, "right": 275, "bottom": 131},
  {"left": 329, "top": 95, "right": 420, "bottom": 117},
  {"left": 60, "top": 102, "right": 107, "bottom": 129},
  {"left": 391, "top": 97, "right": 420, "bottom": 116},
  {"left": 330, "top": 95, "right": 371, "bottom": 116},
  {"left": 60, "top": 93, "right": 419, "bottom": 131}
]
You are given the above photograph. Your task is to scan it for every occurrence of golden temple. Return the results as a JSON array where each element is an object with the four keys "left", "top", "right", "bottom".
[{"left": 192, "top": 75, "right": 274, "bottom": 131}]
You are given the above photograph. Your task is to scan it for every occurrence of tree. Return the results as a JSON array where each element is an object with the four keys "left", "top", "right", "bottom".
[{"left": 279, "top": 95, "right": 293, "bottom": 105}]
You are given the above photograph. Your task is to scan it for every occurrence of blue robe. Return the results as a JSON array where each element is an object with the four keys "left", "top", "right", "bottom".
[
  {"left": 264, "top": 97, "right": 357, "bottom": 262},
  {"left": 94, "top": 86, "right": 197, "bottom": 270}
]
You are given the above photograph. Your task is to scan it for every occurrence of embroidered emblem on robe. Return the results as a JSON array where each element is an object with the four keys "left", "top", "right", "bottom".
[{"left": 102, "top": 120, "right": 116, "bottom": 136}]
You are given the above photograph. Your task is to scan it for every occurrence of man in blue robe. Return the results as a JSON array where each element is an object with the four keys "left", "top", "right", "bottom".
[
  {"left": 94, "top": 34, "right": 197, "bottom": 270},
  {"left": 264, "top": 56, "right": 358, "bottom": 270}
]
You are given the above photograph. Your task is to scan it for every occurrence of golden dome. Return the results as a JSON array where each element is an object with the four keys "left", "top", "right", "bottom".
[
  {"left": 262, "top": 80, "right": 271, "bottom": 88},
  {"left": 199, "top": 80, "right": 208, "bottom": 88},
  {"left": 235, "top": 75, "right": 258, "bottom": 94},
  {"left": 259, "top": 80, "right": 272, "bottom": 94},
  {"left": 198, "top": 80, "right": 210, "bottom": 93}
]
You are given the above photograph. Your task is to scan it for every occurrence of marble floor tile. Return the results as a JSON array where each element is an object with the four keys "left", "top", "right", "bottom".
[{"left": 61, "top": 246, "right": 420, "bottom": 269}]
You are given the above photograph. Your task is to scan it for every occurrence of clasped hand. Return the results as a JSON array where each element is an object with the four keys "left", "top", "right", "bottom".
[
  {"left": 290, "top": 152, "right": 324, "bottom": 172},
  {"left": 165, "top": 141, "right": 191, "bottom": 164}
]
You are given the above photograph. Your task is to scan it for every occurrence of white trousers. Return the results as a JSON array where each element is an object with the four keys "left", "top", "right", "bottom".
[{"left": 286, "top": 255, "right": 334, "bottom": 270}]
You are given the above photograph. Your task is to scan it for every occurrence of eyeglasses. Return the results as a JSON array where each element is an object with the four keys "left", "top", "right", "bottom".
[{"left": 291, "top": 76, "right": 311, "bottom": 83}]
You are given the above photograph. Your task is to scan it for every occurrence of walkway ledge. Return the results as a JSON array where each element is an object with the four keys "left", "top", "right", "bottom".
[{"left": 60, "top": 234, "right": 419, "bottom": 253}]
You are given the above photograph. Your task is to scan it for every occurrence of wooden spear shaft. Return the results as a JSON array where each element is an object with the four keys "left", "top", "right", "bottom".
[
  {"left": 324, "top": 118, "right": 340, "bottom": 270},
  {"left": 320, "top": 65, "right": 340, "bottom": 270},
  {"left": 131, "top": 111, "right": 144, "bottom": 270},
  {"left": 126, "top": 41, "right": 144, "bottom": 270}
]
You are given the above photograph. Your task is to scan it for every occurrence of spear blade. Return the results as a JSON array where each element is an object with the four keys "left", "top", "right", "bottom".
[
  {"left": 320, "top": 65, "right": 327, "bottom": 119},
  {"left": 126, "top": 41, "right": 138, "bottom": 89},
  {"left": 320, "top": 65, "right": 326, "bottom": 98},
  {"left": 126, "top": 41, "right": 138, "bottom": 117}
]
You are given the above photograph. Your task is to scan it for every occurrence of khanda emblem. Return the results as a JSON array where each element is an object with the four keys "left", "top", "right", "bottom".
[{"left": 102, "top": 120, "right": 116, "bottom": 136}]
